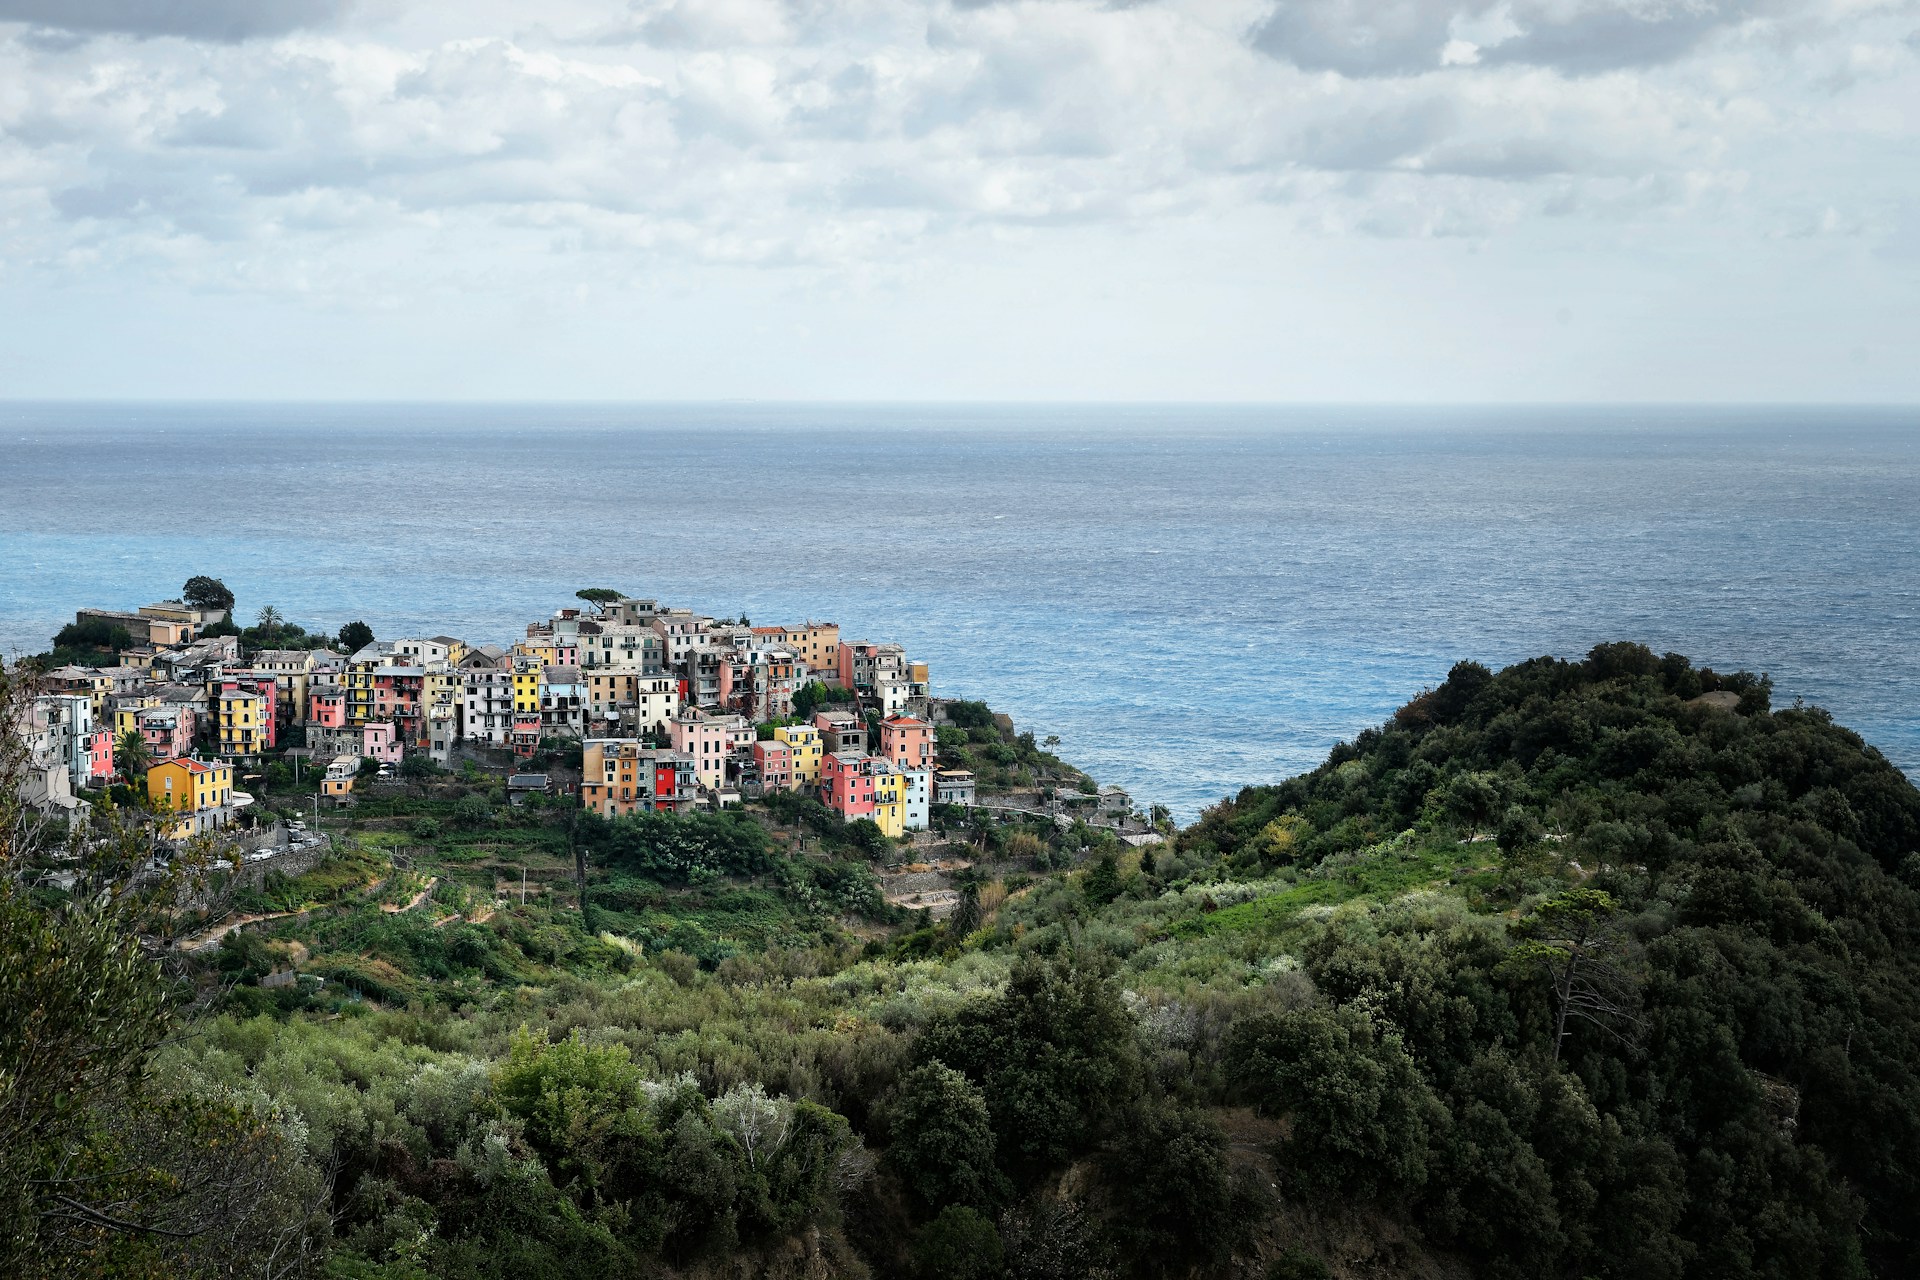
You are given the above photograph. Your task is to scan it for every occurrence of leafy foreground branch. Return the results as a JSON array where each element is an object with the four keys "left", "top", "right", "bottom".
[{"left": 1, "top": 662, "right": 333, "bottom": 1278}]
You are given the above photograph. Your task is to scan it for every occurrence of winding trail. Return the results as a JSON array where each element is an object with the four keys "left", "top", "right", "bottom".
[
  {"left": 175, "top": 909, "right": 306, "bottom": 952},
  {"left": 382, "top": 877, "right": 439, "bottom": 914}
]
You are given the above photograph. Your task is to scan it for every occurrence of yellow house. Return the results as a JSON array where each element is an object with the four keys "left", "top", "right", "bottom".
[
  {"left": 423, "top": 664, "right": 463, "bottom": 760},
  {"left": 777, "top": 622, "right": 839, "bottom": 682},
  {"left": 512, "top": 639, "right": 560, "bottom": 669},
  {"left": 512, "top": 659, "right": 543, "bottom": 715},
  {"left": 871, "top": 764, "right": 905, "bottom": 839},
  {"left": 343, "top": 665, "right": 378, "bottom": 726},
  {"left": 146, "top": 757, "right": 233, "bottom": 838},
  {"left": 113, "top": 696, "right": 163, "bottom": 739},
  {"left": 215, "top": 689, "right": 266, "bottom": 758},
  {"left": 774, "top": 724, "right": 824, "bottom": 786}
]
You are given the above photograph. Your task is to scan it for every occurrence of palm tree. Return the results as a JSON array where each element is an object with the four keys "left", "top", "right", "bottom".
[
  {"left": 255, "top": 604, "right": 284, "bottom": 634},
  {"left": 115, "top": 728, "right": 150, "bottom": 784}
]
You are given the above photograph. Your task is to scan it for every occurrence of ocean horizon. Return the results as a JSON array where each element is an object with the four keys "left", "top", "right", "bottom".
[{"left": 5, "top": 400, "right": 1915, "bottom": 818}]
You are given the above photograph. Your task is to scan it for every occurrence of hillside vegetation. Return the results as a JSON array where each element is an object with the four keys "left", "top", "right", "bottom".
[{"left": 6, "top": 644, "right": 1920, "bottom": 1279}]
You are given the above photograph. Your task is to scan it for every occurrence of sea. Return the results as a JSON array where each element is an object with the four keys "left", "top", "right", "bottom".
[{"left": 3, "top": 403, "right": 1915, "bottom": 820}]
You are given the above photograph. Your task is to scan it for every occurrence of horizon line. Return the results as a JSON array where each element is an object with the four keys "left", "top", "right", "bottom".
[{"left": 3, "top": 397, "right": 1918, "bottom": 409}]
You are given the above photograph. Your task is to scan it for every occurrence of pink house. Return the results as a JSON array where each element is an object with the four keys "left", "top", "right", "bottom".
[
  {"left": 373, "top": 668, "right": 426, "bottom": 748},
  {"left": 309, "top": 689, "right": 347, "bottom": 729},
  {"left": 822, "top": 751, "right": 876, "bottom": 821},
  {"left": 752, "top": 739, "right": 793, "bottom": 791},
  {"left": 670, "top": 709, "right": 753, "bottom": 789},
  {"left": 362, "top": 722, "right": 403, "bottom": 765},
  {"left": 137, "top": 705, "right": 195, "bottom": 761},
  {"left": 511, "top": 711, "right": 543, "bottom": 759},
  {"left": 880, "top": 715, "right": 934, "bottom": 771},
  {"left": 85, "top": 728, "right": 114, "bottom": 785}
]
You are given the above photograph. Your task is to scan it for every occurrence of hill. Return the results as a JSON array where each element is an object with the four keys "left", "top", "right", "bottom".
[{"left": 5, "top": 644, "right": 1919, "bottom": 1279}]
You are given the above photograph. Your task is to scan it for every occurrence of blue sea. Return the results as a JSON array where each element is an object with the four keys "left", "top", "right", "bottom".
[{"left": 3, "top": 403, "right": 1915, "bottom": 818}]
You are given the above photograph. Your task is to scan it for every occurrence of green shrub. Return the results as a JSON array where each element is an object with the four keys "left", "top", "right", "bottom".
[{"left": 912, "top": 1206, "right": 1003, "bottom": 1280}]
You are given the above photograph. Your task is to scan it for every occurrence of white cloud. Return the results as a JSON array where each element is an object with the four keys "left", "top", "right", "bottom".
[{"left": 0, "top": 0, "right": 1913, "bottom": 397}]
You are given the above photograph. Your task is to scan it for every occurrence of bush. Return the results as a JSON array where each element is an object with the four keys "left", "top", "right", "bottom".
[
  {"left": 1267, "top": 1248, "right": 1332, "bottom": 1280},
  {"left": 913, "top": 1206, "right": 1003, "bottom": 1280},
  {"left": 1103, "top": 1103, "right": 1235, "bottom": 1268},
  {"left": 1226, "top": 1004, "right": 1443, "bottom": 1203},
  {"left": 887, "top": 1062, "right": 1007, "bottom": 1213}
]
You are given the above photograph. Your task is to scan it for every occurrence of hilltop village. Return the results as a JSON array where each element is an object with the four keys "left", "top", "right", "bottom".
[{"left": 18, "top": 582, "right": 1145, "bottom": 846}]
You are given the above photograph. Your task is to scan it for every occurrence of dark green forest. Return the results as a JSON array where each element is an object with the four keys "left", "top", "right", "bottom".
[{"left": 5, "top": 644, "right": 1919, "bottom": 1279}]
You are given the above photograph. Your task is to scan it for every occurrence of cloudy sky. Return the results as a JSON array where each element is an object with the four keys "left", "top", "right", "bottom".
[{"left": 0, "top": 0, "right": 1914, "bottom": 400}]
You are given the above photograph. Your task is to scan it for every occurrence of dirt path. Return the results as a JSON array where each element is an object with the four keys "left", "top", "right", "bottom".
[
  {"left": 430, "top": 904, "right": 495, "bottom": 929},
  {"left": 382, "top": 877, "right": 439, "bottom": 914},
  {"left": 175, "top": 909, "right": 306, "bottom": 952}
]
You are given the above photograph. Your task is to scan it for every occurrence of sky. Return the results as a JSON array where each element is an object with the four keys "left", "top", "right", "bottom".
[{"left": 0, "top": 0, "right": 1915, "bottom": 401}]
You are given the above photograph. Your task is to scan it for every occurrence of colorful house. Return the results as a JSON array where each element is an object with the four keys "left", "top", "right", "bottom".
[
  {"left": 424, "top": 663, "right": 462, "bottom": 762},
  {"left": 871, "top": 763, "right": 905, "bottom": 837},
  {"left": 308, "top": 688, "right": 347, "bottom": 729},
  {"left": 583, "top": 739, "right": 642, "bottom": 818},
  {"left": 583, "top": 745, "right": 695, "bottom": 813},
  {"left": 213, "top": 687, "right": 268, "bottom": 759},
  {"left": 83, "top": 725, "right": 114, "bottom": 787},
  {"left": 362, "top": 722, "right": 403, "bottom": 765},
  {"left": 371, "top": 667, "right": 425, "bottom": 748},
  {"left": 934, "top": 770, "right": 977, "bottom": 807},
  {"left": 146, "top": 757, "right": 234, "bottom": 838},
  {"left": 511, "top": 711, "right": 543, "bottom": 758},
  {"left": 880, "top": 715, "right": 935, "bottom": 772},
  {"left": 669, "top": 709, "right": 754, "bottom": 790},
  {"left": 512, "top": 658, "right": 543, "bottom": 716},
  {"left": 899, "top": 766, "right": 930, "bottom": 832},
  {"left": 771, "top": 621, "right": 838, "bottom": 683},
  {"left": 461, "top": 668, "right": 514, "bottom": 748},
  {"left": 322, "top": 755, "right": 359, "bottom": 804},
  {"left": 813, "top": 710, "right": 866, "bottom": 756},
  {"left": 774, "top": 724, "right": 824, "bottom": 786},
  {"left": 127, "top": 704, "right": 195, "bottom": 761},
  {"left": 821, "top": 752, "right": 877, "bottom": 823},
  {"left": 539, "top": 666, "right": 586, "bottom": 738},
  {"left": 752, "top": 739, "right": 794, "bottom": 792},
  {"left": 719, "top": 646, "right": 800, "bottom": 721}
]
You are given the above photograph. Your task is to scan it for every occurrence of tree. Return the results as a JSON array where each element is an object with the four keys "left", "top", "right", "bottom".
[
  {"left": 576, "top": 588, "right": 624, "bottom": 608},
  {"left": 914, "top": 953, "right": 1140, "bottom": 1173},
  {"left": 1226, "top": 1004, "right": 1444, "bottom": 1202},
  {"left": 1103, "top": 1103, "right": 1236, "bottom": 1270},
  {"left": 886, "top": 1062, "right": 1006, "bottom": 1212},
  {"left": 1505, "top": 888, "right": 1643, "bottom": 1061},
  {"left": 1042, "top": 734, "right": 1061, "bottom": 751},
  {"left": 1083, "top": 852, "right": 1121, "bottom": 906},
  {"left": 912, "top": 1206, "right": 1003, "bottom": 1280},
  {"left": 0, "top": 660, "right": 331, "bottom": 1276},
  {"left": 116, "top": 728, "right": 151, "bottom": 782},
  {"left": 453, "top": 794, "right": 494, "bottom": 828},
  {"left": 254, "top": 605, "right": 284, "bottom": 636},
  {"left": 1438, "top": 771, "right": 1504, "bottom": 839},
  {"left": 949, "top": 880, "right": 983, "bottom": 937},
  {"left": 181, "top": 576, "right": 233, "bottom": 613},
  {"left": 337, "top": 620, "right": 374, "bottom": 652}
]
